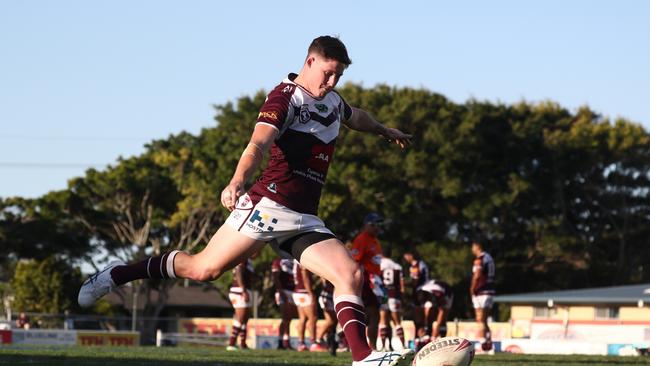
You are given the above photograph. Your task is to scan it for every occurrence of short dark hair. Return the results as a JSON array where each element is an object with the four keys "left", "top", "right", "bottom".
[{"left": 308, "top": 36, "right": 352, "bottom": 66}]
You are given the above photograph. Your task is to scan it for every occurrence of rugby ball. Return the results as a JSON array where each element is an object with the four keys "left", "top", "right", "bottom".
[{"left": 412, "top": 337, "right": 474, "bottom": 366}]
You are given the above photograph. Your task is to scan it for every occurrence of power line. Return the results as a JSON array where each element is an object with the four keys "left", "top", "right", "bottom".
[
  {"left": 0, "top": 135, "right": 150, "bottom": 141},
  {"left": 0, "top": 162, "right": 108, "bottom": 169}
]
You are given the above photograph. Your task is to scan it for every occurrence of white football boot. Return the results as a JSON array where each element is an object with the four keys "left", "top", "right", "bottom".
[
  {"left": 78, "top": 260, "right": 125, "bottom": 307},
  {"left": 352, "top": 349, "right": 415, "bottom": 366}
]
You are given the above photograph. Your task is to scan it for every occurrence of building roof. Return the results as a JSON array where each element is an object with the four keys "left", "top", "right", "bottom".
[
  {"left": 105, "top": 284, "right": 231, "bottom": 310},
  {"left": 496, "top": 283, "right": 650, "bottom": 305}
]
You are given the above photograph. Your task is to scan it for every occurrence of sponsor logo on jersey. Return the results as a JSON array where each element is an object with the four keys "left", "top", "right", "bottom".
[
  {"left": 282, "top": 85, "right": 293, "bottom": 94},
  {"left": 314, "top": 153, "right": 329, "bottom": 162},
  {"left": 248, "top": 209, "right": 279, "bottom": 232},
  {"left": 258, "top": 111, "right": 278, "bottom": 121},
  {"left": 299, "top": 104, "right": 311, "bottom": 123},
  {"left": 267, "top": 183, "right": 277, "bottom": 193},
  {"left": 314, "top": 103, "right": 328, "bottom": 113}
]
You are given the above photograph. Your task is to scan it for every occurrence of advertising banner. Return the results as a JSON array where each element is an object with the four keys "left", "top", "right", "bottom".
[
  {"left": 11, "top": 329, "right": 77, "bottom": 346},
  {"left": 77, "top": 331, "right": 140, "bottom": 346}
]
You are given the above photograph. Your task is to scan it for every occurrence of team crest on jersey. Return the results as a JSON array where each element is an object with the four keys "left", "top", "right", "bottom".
[
  {"left": 314, "top": 103, "right": 328, "bottom": 113},
  {"left": 299, "top": 104, "right": 311, "bottom": 123}
]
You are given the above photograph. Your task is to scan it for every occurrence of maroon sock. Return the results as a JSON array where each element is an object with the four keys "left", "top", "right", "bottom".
[
  {"left": 110, "top": 250, "right": 180, "bottom": 286},
  {"left": 229, "top": 321, "right": 242, "bottom": 347},
  {"left": 334, "top": 295, "right": 372, "bottom": 361},
  {"left": 379, "top": 325, "right": 388, "bottom": 346},
  {"left": 240, "top": 324, "right": 248, "bottom": 347},
  {"left": 282, "top": 335, "right": 291, "bottom": 348}
]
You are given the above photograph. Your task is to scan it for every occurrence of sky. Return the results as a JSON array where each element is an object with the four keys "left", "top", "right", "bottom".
[{"left": 1, "top": 0, "right": 649, "bottom": 198}]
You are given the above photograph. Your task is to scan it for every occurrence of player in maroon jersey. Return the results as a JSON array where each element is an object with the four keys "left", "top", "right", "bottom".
[
  {"left": 272, "top": 257, "right": 297, "bottom": 350},
  {"left": 470, "top": 241, "right": 496, "bottom": 351},
  {"left": 402, "top": 250, "right": 430, "bottom": 350},
  {"left": 292, "top": 261, "right": 325, "bottom": 352},
  {"left": 79, "top": 36, "right": 413, "bottom": 366},
  {"left": 416, "top": 279, "right": 453, "bottom": 348},
  {"left": 227, "top": 258, "right": 255, "bottom": 350},
  {"left": 379, "top": 249, "right": 406, "bottom": 351}
]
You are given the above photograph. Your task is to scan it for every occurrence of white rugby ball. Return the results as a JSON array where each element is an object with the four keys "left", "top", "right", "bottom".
[{"left": 412, "top": 337, "right": 474, "bottom": 366}]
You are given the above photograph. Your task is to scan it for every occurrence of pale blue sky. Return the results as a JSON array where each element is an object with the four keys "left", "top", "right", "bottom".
[{"left": 1, "top": 1, "right": 649, "bottom": 198}]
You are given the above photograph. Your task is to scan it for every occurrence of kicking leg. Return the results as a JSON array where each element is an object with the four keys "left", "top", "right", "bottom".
[{"left": 79, "top": 224, "right": 264, "bottom": 307}]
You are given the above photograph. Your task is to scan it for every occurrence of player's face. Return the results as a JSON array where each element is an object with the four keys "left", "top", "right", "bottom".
[
  {"left": 471, "top": 243, "right": 481, "bottom": 256},
  {"left": 307, "top": 55, "right": 346, "bottom": 97}
]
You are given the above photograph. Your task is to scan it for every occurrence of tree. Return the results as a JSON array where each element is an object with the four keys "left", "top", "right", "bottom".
[{"left": 11, "top": 256, "right": 83, "bottom": 321}]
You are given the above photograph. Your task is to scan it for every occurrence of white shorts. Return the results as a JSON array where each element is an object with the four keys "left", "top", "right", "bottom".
[
  {"left": 229, "top": 288, "right": 252, "bottom": 309},
  {"left": 380, "top": 298, "right": 402, "bottom": 313},
  {"left": 292, "top": 291, "right": 313, "bottom": 307},
  {"left": 225, "top": 194, "right": 334, "bottom": 256},
  {"left": 472, "top": 294, "right": 494, "bottom": 309},
  {"left": 275, "top": 290, "right": 296, "bottom": 306}
]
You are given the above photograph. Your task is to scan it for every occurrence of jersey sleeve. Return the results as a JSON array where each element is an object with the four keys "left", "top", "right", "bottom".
[
  {"left": 341, "top": 96, "right": 353, "bottom": 122},
  {"left": 334, "top": 91, "right": 353, "bottom": 122},
  {"left": 256, "top": 84, "right": 295, "bottom": 133}
]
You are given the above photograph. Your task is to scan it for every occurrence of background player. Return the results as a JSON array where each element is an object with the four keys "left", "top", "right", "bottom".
[
  {"left": 349, "top": 213, "right": 384, "bottom": 349},
  {"left": 317, "top": 278, "right": 338, "bottom": 354},
  {"left": 470, "top": 241, "right": 496, "bottom": 351},
  {"left": 379, "top": 248, "right": 406, "bottom": 351},
  {"left": 79, "top": 35, "right": 414, "bottom": 366},
  {"left": 271, "top": 256, "right": 297, "bottom": 350},
  {"left": 402, "top": 250, "right": 429, "bottom": 349},
  {"left": 416, "top": 279, "right": 453, "bottom": 348},
  {"left": 292, "top": 261, "right": 325, "bottom": 352},
  {"left": 227, "top": 258, "right": 255, "bottom": 350}
]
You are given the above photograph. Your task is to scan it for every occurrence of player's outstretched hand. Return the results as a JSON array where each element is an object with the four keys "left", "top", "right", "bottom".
[
  {"left": 221, "top": 180, "right": 245, "bottom": 211},
  {"left": 384, "top": 127, "right": 412, "bottom": 149}
]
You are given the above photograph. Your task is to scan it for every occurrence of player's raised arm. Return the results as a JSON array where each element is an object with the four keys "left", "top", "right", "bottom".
[
  {"left": 343, "top": 106, "right": 412, "bottom": 149},
  {"left": 221, "top": 124, "right": 277, "bottom": 211}
]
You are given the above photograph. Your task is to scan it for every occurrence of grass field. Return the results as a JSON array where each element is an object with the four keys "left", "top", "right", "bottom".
[{"left": 2, "top": 346, "right": 650, "bottom": 366}]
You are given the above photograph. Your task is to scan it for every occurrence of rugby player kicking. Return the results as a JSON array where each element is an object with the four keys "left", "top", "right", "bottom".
[{"left": 78, "top": 35, "right": 414, "bottom": 365}]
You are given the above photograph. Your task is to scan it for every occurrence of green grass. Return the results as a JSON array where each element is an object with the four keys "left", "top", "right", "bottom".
[{"left": 1, "top": 346, "right": 650, "bottom": 366}]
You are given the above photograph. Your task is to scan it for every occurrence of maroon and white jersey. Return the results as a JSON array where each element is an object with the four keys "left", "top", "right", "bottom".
[
  {"left": 380, "top": 257, "right": 403, "bottom": 299},
  {"left": 292, "top": 260, "right": 310, "bottom": 293},
  {"left": 271, "top": 257, "right": 295, "bottom": 291},
  {"left": 247, "top": 73, "right": 353, "bottom": 215},
  {"left": 231, "top": 259, "right": 254, "bottom": 289},
  {"left": 472, "top": 251, "right": 496, "bottom": 295}
]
